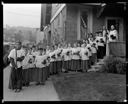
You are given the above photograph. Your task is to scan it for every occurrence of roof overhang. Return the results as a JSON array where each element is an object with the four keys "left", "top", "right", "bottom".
[
  {"left": 81, "top": 3, "right": 101, "bottom": 6},
  {"left": 97, "top": 3, "right": 126, "bottom": 17}
]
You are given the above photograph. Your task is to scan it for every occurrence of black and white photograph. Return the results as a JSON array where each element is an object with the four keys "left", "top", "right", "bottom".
[{"left": 3, "top": 3, "right": 127, "bottom": 102}]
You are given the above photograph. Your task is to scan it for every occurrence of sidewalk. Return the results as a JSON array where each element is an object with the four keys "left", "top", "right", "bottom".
[{"left": 3, "top": 66, "right": 60, "bottom": 101}]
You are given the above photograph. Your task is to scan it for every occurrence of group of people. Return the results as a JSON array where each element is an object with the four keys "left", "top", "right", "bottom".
[{"left": 7, "top": 25, "right": 118, "bottom": 93}]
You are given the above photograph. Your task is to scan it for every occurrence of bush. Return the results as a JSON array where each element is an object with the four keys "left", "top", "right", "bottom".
[{"left": 100, "top": 55, "right": 126, "bottom": 74}]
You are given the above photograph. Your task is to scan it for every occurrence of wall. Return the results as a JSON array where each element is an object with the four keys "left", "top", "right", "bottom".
[
  {"left": 92, "top": 7, "right": 105, "bottom": 33},
  {"left": 51, "top": 4, "right": 64, "bottom": 18},
  {"left": 50, "top": 6, "right": 66, "bottom": 45},
  {"left": 65, "top": 4, "right": 78, "bottom": 43},
  {"left": 40, "top": 4, "right": 52, "bottom": 31}
]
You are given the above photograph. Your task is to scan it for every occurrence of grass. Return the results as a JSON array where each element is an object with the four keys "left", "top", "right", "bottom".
[{"left": 52, "top": 72, "right": 126, "bottom": 101}]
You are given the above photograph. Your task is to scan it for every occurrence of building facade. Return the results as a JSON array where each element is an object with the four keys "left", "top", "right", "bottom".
[
  {"left": 40, "top": 3, "right": 126, "bottom": 50},
  {"left": 46, "top": 3, "right": 126, "bottom": 45}
]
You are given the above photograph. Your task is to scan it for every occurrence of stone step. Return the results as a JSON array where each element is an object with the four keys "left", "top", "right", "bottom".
[
  {"left": 87, "top": 68, "right": 96, "bottom": 72},
  {"left": 91, "top": 65, "right": 101, "bottom": 69},
  {"left": 96, "top": 62, "right": 104, "bottom": 65},
  {"left": 88, "top": 68, "right": 100, "bottom": 72}
]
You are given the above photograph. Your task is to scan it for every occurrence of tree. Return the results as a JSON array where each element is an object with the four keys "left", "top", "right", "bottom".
[{"left": 15, "top": 30, "right": 23, "bottom": 42}]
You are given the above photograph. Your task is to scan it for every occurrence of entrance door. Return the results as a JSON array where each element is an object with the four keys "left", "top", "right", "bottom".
[
  {"left": 106, "top": 17, "right": 123, "bottom": 41},
  {"left": 107, "top": 19, "right": 119, "bottom": 32}
]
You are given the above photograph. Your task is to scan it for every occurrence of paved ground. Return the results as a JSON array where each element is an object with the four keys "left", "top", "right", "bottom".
[{"left": 3, "top": 66, "right": 60, "bottom": 101}]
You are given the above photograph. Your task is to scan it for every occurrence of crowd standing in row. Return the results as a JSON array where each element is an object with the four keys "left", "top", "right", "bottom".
[{"left": 7, "top": 25, "right": 118, "bottom": 92}]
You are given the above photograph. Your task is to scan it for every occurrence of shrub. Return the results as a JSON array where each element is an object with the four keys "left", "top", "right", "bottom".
[{"left": 100, "top": 55, "right": 126, "bottom": 74}]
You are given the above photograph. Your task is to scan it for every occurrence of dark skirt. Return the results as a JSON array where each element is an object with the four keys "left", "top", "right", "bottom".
[
  {"left": 22, "top": 69, "right": 29, "bottom": 85},
  {"left": 88, "top": 56, "right": 92, "bottom": 68},
  {"left": 56, "top": 61, "right": 62, "bottom": 74},
  {"left": 46, "top": 65, "right": 50, "bottom": 78},
  {"left": 31, "top": 67, "right": 38, "bottom": 82},
  {"left": 97, "top": 46, "right": 104, "bottom": 59},
  {"left": 63, "top": 60, "right": 69, "bottom": 72},
  {"left": 71, "top": 59, "right": 80, "bottom": 71},
  {"left": 53, "top": 61, "right": 57, "bottom": 74},
  {"left": 92, "top": 53, "right": 97, "bottom": 65},
  {"left": 79, "top": 59, "right": 82, "bottom": 70},
  {"left": 68, "top": 60, "right": 72, "bottom": 70},
  {"left": 28, "top": 68, "right": 34, "bottom": 82},
  {"left": 50, "top": 62, "right": 54, "bottom": 75},
  {"left": 37, "top": 68, "right": 46, "bottom": 83},
  {"left": 103, "top": 44, "right": 106, "bottom": 57},
  {"left": 43, "top": 67, "right": 47, "bottom": 82},
  {"left": 8, "top": 67, "right": 22, "bottom": 90},
  {"left": 81, "top": 60, "right": 88, "bottom": 72}
]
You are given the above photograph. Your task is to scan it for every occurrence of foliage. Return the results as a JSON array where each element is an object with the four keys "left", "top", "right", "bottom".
[{"left": 100, "top": 55, "right": 126, "bottom": 74}]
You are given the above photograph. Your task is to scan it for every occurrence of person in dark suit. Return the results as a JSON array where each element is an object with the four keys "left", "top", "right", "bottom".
[{"left": 8, "top": 41, "right": 25, "bottom": 92}]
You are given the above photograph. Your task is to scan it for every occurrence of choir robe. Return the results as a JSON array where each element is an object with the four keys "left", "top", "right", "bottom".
[
  {"left": 62, "top": 48, "right": 70, "bottom": 72},
  {"left": 108, "top": 30, "right": 118, "bottom": 42},
  {"left": 79, "top": 47, "right": 89, "bottom": 72},
  {"left": 49, "top": 51, "right": 56, "bottom": 75},
  {"left": 34, "top": 55, "right": 47, "bottom": 83},
  {"left": 8, "top": 48, "right": 25, "bottom": 90},
  {"left": 86, "top": 44, "right": 92, "bottom": 68},
  {"left": 96, "top": 36, "right": 105, "bottom": 59},
  {"left": 77, "top": 47, "right": 82, "bottom": 70},
  {"left": 22, "top": 54, "right": 30, "bottom": 86},
  {"left": 67, "top": 47, "right": 72, "bottom": 70},
  {"left": 27, "top": 54, "right": 35, "bottom": 82},
  {"left": 31, "top": 51, "right": 38, "bottom": 81},
  {"left": 46, "top": 51, "right": 50, "bottom": 78},
  {"left": 91, "top": 45, "right": 97, "bottom": 65},
  {"left": 56, "top": 48, "right": 63, "bottom": 74},
  {"left": 71, "top": 47, "right": 80, "bottom": 71},
  {"left": 53, "top": 50, "right": 57, "bottom": 74}
]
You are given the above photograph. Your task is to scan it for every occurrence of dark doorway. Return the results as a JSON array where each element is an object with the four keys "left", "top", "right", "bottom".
[{"left": 107, "top": 19, "right": 119, "bottom": 32}]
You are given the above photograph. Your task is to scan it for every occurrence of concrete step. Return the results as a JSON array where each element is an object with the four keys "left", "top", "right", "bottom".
[
  {"left": 88, "top": 67, "right": 100, "bottom": 72},
  {"left": 91, "top": 65, "right": 101, "bottom": 69},
  {"left": 96, "top": 62, "right": 104, "bottom": 65},
  {"left": 87, "top": 68, "right": 96, "bottom": 72}
]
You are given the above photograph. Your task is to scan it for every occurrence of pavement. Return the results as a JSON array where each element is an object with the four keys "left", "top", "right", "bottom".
[{"left": 3, "top": 66, "right": 60, "bottom": 101}]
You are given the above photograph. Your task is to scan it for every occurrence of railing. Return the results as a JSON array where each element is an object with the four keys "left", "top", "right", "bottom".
[{"left": 109, "top": 41, "right": 126, "bottom": 57}]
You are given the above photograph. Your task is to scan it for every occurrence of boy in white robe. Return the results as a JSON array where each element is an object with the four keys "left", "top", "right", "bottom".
[
  {"left": 56, "top": 44, "right": 63, "bottom": 74},
  {"left": 86, "top": 43, "right": 92, "bottom": 68},
  {"left": 67, "top": 43, "right": 72, "bottom": 71},
  {"left": 71, "top": 43, "right": 80, "bottom": 72},
  {"left": 80, "top": 44, "right": 89, "bottom": 72},
  {"left": 34, "top": 48, "right": 46, "bottom": 85},
  {"left": 49, "top": 46, "right": 56, "bottom": 75},
  {"left": 22, "top": 48, "right": 30, "bottom": 87},
  {"left": 91, "top": 43, "right": 97, "bottom": 65},
  {"left": 61, "top": 44, "right": 69, "bottom": 73}
]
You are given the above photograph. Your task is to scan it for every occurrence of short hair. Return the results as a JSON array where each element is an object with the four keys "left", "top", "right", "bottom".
[
  {"left": 15, "top": 41, "right": 22, "bottom": 45},
  {"left": 32, "top": 45, "right": 36, "bottom": 48}
]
